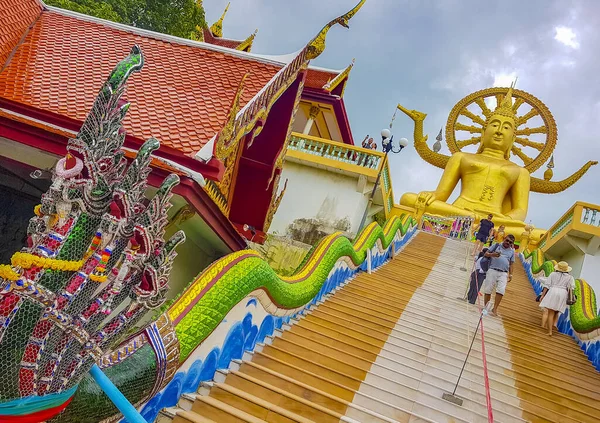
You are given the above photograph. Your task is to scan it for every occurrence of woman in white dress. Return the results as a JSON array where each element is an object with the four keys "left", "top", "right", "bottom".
[{"left": 539, "top": 261, "right": 575, "bottom": 336}]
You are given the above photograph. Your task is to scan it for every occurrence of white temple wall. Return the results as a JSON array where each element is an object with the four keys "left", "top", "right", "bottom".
[{"left": 270, "top": 161, "right": 370, "bottom": 240}]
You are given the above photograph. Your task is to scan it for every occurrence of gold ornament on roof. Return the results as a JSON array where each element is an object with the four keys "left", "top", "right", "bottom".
[
  {"left": 306, "top": 0, "right": 366, "bottom": 60},
  {"left": 237, "top": 29, "right": 258, "bottom": 52},
  {"left": 210, "top": 2, "right": 230, "bottom": 38},
  {"left": 323, "top": 58, "right": 355, "bottom": 93},
  {"left": 215, "top": 73, "right": 248, "bottom": 160}
]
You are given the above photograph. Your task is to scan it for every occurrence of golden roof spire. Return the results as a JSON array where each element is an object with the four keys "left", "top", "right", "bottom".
[
  {"left": 323, "top": 58, "right": 355, "bottom": 93},
  {"left": 210, "top": 2, "right": 230, "bottom": 38},
  {"left": 236, "top": 29, "right": 259, "bottom": 52}
]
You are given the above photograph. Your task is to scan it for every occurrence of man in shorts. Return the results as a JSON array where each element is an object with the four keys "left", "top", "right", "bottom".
[
  {"left": 474, "top": 214, "right": 494, "bottom": 253},
  {"left": 482, "top": 234, "right": 515, "bottom": 316}
]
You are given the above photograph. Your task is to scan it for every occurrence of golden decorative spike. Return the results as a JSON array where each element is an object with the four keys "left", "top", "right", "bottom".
[
  {"left": 456, "top": 137, "right": 481, "bottom": 149},
  {"left": 531, "top": 161, "right": 597, "bottom": 193},
  {"left": 511, "top": 145, "right": 532, "bottom": 164},
  {"left": 264, "top": 176, "right": 288, "bottom": 231},
  {"left": 396, "top": 103, "right": 449, "bottom": 170},
  {"left": 216, "top": 152, "right": 238, "bottom": 205},
  {"left": 323, "top": 58, "right": 355, "bottom": 93},
  {"left": 515, "top": 108, "right": 539, "bottom": 126},
  {"left": 455, "top": 122, "right": 482, "bottom": 134},
  {"left": 460, "top": 108, "right": 486, "bottom": 126},
  {"left": 474, "top": 97, "right": 492, "bottom": 118},
  {"left": 516, "top": 126, "right": 547, "bottom": 136},
  {"left": 203, "top": 181, "right": 229, "bottom": 216},
  {"left": 236, "top": 29, "right": 258, "bottom": 52},
  {"left": 547, "top": 154, "right": 555, "bottom": 168},
  {"left": 512, "top": 97, "right": 525, "bottom": 112},
  {"left": 495, "top": 93, "right": 503, "bottom": 107},
  {"left": 306, "top": 0, "right": 366, "bottom": 60},
  {"left": 515, "top": 137, "right": 544, "bottom": 151},
  {"left": 210, "top": 2, "right": 230, "bottom": 38},
  {"left": 215, "top": 73, "right": 248, "bottom": 160}
]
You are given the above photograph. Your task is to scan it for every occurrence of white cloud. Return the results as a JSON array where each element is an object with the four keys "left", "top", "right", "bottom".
[
  {"left": 554, "top": 26, "right": 580, "bottom": 49},
  {"left": 207, "top": 0, "right": 600, "bottom": 229},
  {"left": 504, "top": 44, "right": 517, "bottom": 57},
  {"left": 493, "top": 72, "right": 518, "bottom": 87}
]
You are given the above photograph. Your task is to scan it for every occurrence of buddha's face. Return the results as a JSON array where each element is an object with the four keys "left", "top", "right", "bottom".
[{"left": 481, "top": 114, "right": 516, "bottom": 153}]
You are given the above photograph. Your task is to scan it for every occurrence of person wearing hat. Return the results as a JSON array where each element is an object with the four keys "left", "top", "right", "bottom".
[{"left": 539, "top": 261, "right": 575, "bottom": 336}]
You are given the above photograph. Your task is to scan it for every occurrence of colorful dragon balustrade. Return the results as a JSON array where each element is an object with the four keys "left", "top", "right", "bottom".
[
  {"left": 521, "top": 248, "right": 600, "bottom": 371},
  {"left": 0, "top": 46, "right": 418, "bottom": 423}
]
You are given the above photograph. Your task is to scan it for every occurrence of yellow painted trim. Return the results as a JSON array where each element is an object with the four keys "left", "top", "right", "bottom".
[
  {"left": 299, "top": 101, "right": 344, "bottom": 143},
  {"left": 540, "top": 201, "right": 600, "bottom": 253},
  {"left": 285, "top": 149, "right": 379, "bottom": 179}
]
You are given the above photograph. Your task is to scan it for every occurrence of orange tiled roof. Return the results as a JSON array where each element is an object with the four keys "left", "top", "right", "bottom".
[
  {"left": 0, "top": 0, "right": 42, "bottom": 66},
  {"left": 305, "top": 68, "right": 338, "bottom": 90},
  {"left": 0, "top": 8, "right": 280, "bottom": 155}
]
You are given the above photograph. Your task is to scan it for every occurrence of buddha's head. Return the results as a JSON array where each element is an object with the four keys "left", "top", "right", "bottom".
[{"left": 478, "top": 87, "right": 517, "bottom": 159}]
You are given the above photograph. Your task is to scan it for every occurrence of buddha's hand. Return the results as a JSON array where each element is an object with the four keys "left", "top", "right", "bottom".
[{"left": 416, "top": 191, "right": 437, "bottom": 206}]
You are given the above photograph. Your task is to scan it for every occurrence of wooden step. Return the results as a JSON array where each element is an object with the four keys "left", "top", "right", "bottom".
[
  {"left": 159, "top": 234, "right": 600, "bottom": 423},
  {"left": 188, "top": 395, "right": 264, "bottom": 422}
]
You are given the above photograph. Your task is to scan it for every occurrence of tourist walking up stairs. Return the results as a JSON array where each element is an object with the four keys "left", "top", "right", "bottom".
[{"left": 165, "top": 233, "right": 600, "bottom": 423}]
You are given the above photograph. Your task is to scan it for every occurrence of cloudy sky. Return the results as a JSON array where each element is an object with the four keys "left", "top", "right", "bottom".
[{"left": 205, "top": 0, "right": 600, "bottom": 229}]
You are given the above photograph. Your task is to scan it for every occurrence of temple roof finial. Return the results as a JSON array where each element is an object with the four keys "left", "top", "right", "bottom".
[
  {"left": 306, "top": 0, "right": 366, "bottom": 60},
  {"left": 210, "top": 2, "right": 230, "bottom": 38},
  {"left": 323, "top": 58, "right": 355, "bottom": 94},
  {"left": 236, "top": 29, "right": 259, "bottom": 52}
]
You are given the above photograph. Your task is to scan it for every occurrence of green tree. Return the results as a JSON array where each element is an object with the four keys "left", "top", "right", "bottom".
[
  {"left": 46, "top": 0, "right": 122, "bottom": 21},
  {"left": 46, "top": 0, "right": 206, "bottom": 39}
]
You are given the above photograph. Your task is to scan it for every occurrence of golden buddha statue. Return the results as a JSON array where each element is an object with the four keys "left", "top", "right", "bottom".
[{"left": 398, "top": 85, "right": 597, "bottom": 241}]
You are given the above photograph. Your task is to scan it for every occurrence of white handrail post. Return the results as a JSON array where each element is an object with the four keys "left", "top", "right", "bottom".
[{"left": 367, "top": 249, "right": 372, "bottom": 274}]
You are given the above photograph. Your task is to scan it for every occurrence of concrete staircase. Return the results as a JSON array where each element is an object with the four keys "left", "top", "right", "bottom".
[{"left": 158, "top": 232, "right": 600, "bottom": 423}]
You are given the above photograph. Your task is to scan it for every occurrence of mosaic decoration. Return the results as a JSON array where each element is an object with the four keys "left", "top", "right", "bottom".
[
  {"left": 0, "top": 29, "right": 418, "bottom": 423},
  {"left": 52, "top": 213, "right": 416, "bottom": 422},
  {"left": 521, "top": 248, "right": 600, "bottom": 370},
  {"left": 0, "top": 45, "right": 185, "bottom": 421},
  {"left": 169, "top": 213, "right": 417, "bottom": 361},
  {"left": 139, "top": 214, "right": 418, "bottom": 423}
]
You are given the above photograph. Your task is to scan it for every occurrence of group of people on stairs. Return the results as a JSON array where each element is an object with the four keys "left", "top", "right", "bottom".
[{"left": 468, "top": 214, "right": 576, "bottom": 336}]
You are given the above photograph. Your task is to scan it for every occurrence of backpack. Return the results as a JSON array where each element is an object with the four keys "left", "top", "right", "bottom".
[{"left": 479, "top": 243, "right": 499, "bottom": 272}]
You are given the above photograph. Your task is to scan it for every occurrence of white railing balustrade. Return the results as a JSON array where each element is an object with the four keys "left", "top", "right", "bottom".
[
  {"left": 581, "top": 207, "right": 600, "bottom": 227},
  {"left": 288, "top": 133, "right": 382, "bottom": 170}
]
